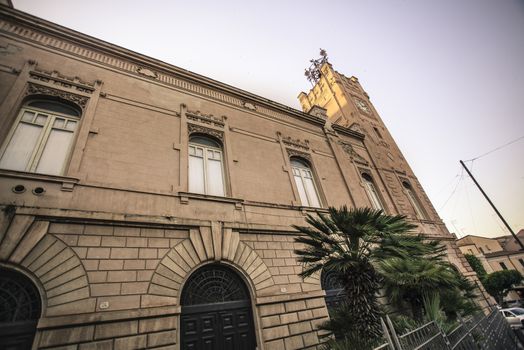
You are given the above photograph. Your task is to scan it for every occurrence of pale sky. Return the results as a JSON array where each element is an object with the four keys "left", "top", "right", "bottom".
[{"left": 13, "top": 0, "right": 524, "bottom": 238}]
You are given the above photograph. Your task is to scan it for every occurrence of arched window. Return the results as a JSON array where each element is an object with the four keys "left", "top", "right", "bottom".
[
  {"left": 290, "top": 158, "right": 321, "bottom": 207},
  {"left": 0, "top": 268, "right": 42, "bottom": 349},
  {"left": 0, "top": 99, "right": 81, "bottom": 175},
  {"left": 402, "top": 181, "right": 427, "bottom": 220},
  {"left": 321, "top": 269, "right": 346, "bottom": 313},
  {"left": 188, "top": 135, "right": 225, "bottom": 196},
  {"left": 361, "top": 173, "right": 384, "bottom": 210}
]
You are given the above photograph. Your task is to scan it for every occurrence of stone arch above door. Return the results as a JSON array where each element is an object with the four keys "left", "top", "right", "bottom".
[
  {"left": 0, "top": 215, "right": 92, "bottom": 317},
  {"left": 148, "top": 226, "right": 275, "bottom": 299}
]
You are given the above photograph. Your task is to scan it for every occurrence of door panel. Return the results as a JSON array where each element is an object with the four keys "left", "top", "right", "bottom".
[{"left": 181, "top": 304, "right": 256, "bottom": 350}]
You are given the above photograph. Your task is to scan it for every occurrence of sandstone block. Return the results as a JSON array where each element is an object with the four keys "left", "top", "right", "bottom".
[
  {"left": 261, "top": 315, "right": 280, "bottom": 328},
  {"left": 107, "top": 270, "right": 136, "bottom": 282},
  {"left": 259, "top": 303, "right": 285, "bottom": 317},
  {"left": 284, "top": 334, "right": 304, "bottom": 350},
  {"left": 78, "top": 236, "right": 101, "bottom": 247},
  {"left": 114, "top": 335, "right": 147, "bottom": 350},
  {"left": 84, "top": 225, "right": 113, "bottom": 236},
  {"left": 126, "top": 237, "right": 147, "bottom": 247},
  {"left": 91, "top": 283, "right": 121, "bottom": 297},
  {"left": 87, "top": 248, "right": 110, "bottom": 259},
  {"left": 147, "top": 330, "right": 177, "bottom": 347},
  {"left": 79, "top": 340, "right": 112, "bottom": 350},
  {"left": 110, "top": 248, "right": 138, "bottom": 259},
  {"left": 121, "top": 282, "right": 148, "bottom": 294},
  {"left": 263, "top": 325, "right": 289, "bottom": 341},
  {"left": 101, "top": 236, "right": 125, "bottom": 247},
  {"left": 98, "top": 259, "right": 123, "bottom": 270},
  {"left": 139, "top": 315, "right": 177, "bottom": 333},
  {"left": 94, "top": 320, "right": 138, "bottom": 339},
  {"left": 289, "top": 321, "right": 312, "bottom": 335}
]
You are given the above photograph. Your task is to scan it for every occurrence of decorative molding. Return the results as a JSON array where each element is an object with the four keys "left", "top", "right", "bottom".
[
  {"left": 137, "top": 66, "right": 158, "bottom": 79},
  {"left": 25, "top": 83, "right": 89, "bottom": 109},
  {"left": 29, "top": 66, "right": 96, "bottom": 94},
  {"left": 148, "top": 227, "right": 275, "bottom": 297},
  {"left": 338, "top": 141, "right": 368, "bottom": 165},
  {"left": 0, "top": 63, "right": 19, "bottom": 74},
  {"left": 286, "top": 148, "right": 311, "bottom": 162},
  {"left": 188, "top": 123, "right": 224, "bottom": 141},
  {"left": 378, "top": 140, "right": 390, "bottom": 148},
  {"left": 186, "top": 109, "right": 225, "bottom": 128},
  {"left": 0, "top": 42, "right": 22, "bottom": 55},
  {"left": 342, "top": 76, "right": 360, "bottom": 92},
  {"left": 307, "top": 105, "right": 327, "bottom": 120},
  {"left": 281, "top": 135, "right": 309, "bottom": 151},
  {"left": 0, "top": 16, "right": 329, "bottom": 130},
  {"left": 348, "top": 122, "right": 364, "bottom": 134},
  {"left": 243, "top": 101, "right": 256, "bottom": 111}
]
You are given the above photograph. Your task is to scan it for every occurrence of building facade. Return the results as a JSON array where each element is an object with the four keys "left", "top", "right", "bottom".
[
  {"left": 0, "top": 4, "right": 488, "bottom": 350},
  {"left": 457, "top": 233, "right": 524, "bottom": 302}
]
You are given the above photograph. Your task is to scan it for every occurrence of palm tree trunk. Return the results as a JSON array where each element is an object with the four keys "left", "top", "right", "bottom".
[{"left": 341, "top": 259, "right": 382, "bottom": 341}]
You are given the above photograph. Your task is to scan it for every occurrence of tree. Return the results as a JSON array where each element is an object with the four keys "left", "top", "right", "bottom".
[
  {"left": 293, "top": 206, "right": 416, "bottom": 346},
  {"left": 378, "top": 257, "right": 459, "bottom": 320},
  {"left": 483, "top": 270, "right": 523, "bottom": 303},
  {"left": 464, "top": 254, "right": 487, "bottom": 280}
]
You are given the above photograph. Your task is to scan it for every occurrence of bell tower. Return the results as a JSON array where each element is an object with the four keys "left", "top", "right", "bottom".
[
  {"left": 298, "top": 51, "right": 447, "bottom": 238},
  {"left": 298, "top": 51, "right": 494, "bottom": 310}
]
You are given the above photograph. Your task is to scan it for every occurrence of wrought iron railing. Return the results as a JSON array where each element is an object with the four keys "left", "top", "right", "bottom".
[{"left": 374, "top": 308, "right": 520, "bottom": 350}]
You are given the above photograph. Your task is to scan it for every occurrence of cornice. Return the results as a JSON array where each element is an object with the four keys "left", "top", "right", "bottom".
[
  {"left": 0, "top": 6, "right": 345, "bottom": 132},
  {"left": 332, "top": 124, "right": 365, "bottom": 140}
]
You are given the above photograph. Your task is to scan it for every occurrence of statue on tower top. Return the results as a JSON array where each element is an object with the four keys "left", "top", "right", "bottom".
[{"left": 304, "top": 49, "right": 328, "bottom": 84}]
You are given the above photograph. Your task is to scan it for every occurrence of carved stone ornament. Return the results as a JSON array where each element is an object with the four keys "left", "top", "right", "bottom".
[
  {"left": 348, "top": 122, "right": 364, "bottom": 134},
  {"left": 281, "top": 135, "right": 309, "bottom": 150},
  {"left": 186, "top": 110, "right": 225, "bottom": 128},
  {"left": 338, "top": 141, "right": 368, "bottom": 165},
  {"left": 188, "top": 123, "right": 224, "bottom": 141},
  {"left": 286, "top": 148, "right": 311, "bottom": 162},
  {"left": 243, "top": 102, "right": 256, "bottom": 111},
  {"left": 0, "top": 43, "right": 22, "bottom": 56},
  {"left": 137, "top": 67, "right": 158, "bottom": 79},
  {"left": 29, "top": 67, "right": 95, "bottom": 94},
  {"left": 26, "top": 83, "right": 89, "bottom": 109},
  {"left": 378, "top": 140, "right": 390, "bottom": 148},
  {"left": 308, "top": 105, "right": 327, "bottom": 120}
]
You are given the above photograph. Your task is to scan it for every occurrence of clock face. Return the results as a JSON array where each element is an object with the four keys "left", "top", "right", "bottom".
[{"left": 355, "top": 98, "right": 370, "bottom": 114}]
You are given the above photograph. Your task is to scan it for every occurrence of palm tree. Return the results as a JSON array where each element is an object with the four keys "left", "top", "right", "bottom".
[
  {"left": 378, "top": 257, "right": 459, "bottom": 320},
  {"left": 293, "top": 206, "right": 417, "bottom": 344}
]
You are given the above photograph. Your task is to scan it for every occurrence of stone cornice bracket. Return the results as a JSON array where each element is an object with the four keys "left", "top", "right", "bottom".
[
  {"left": 338, "top": 140, "right": 368, "bottom": 165},
  {"left": 25, "top": 83, "right": 89, "bottom": 109}
]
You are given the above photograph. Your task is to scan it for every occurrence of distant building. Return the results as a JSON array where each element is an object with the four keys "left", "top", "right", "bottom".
[
  {"left": 457, "top": 232, "right": 524, "bottom": 301},
  {"left": 0, "top": 2, "right": 491, "bottom": 349}
]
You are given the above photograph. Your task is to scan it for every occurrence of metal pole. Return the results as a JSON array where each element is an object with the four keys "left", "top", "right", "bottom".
[{"left": 460, "top": 160, "right": 524, "bottom": 250}]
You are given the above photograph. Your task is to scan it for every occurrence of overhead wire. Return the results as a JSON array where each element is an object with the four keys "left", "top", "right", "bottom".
[
  {"left": 439, "top": 167, "right": 464, "bottom": 211},
  {"left": 463, "top": 174, "right": 478, "bottom": 235},
  {"left": 463, "top": 135, "right": 524, "bottom": 162}
]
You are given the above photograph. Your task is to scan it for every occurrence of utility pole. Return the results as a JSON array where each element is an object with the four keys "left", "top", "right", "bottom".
[{"left": 460, "top": 160, "right": 524, "bottom": 250}]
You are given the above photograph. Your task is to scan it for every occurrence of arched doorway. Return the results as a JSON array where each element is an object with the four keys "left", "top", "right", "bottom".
[
  {"left": 180, "top": 264, "right": 256, "bottom": 350},
  {"left": 0, "top": 267, "right": 42, "bottom": 350},
  {"left": 321, "top": 269, "right": 346, "bottom": 314}
]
